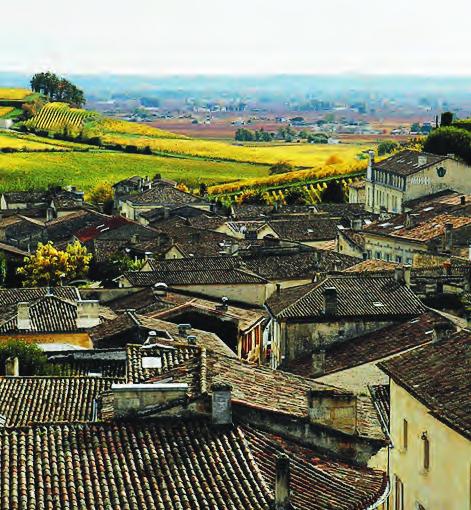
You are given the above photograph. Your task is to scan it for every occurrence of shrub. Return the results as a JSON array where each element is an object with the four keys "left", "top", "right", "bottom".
[{"left": 423, "top": 127, "right": 471, "bottom": 164}]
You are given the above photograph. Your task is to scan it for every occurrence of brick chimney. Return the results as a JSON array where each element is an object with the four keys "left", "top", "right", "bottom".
[
  {"left": 17, "top": 302, "right": 31, "bottom": 330},
  {"left": 418, "top": 154, "right": 427, "bottom": 166},
  {"left": 307, "top": 389, "right": 357, "bottom": 435},
  {"left": 5, "top": 356, "right": 19, "bottom": 377},
  {"left": 323, "top": 287, "right": 338, "bottom": 316},
  {"left": 211, "top": 383, "right": 232, "bottom": 426},
  {"left": 76, "top": 300, "right": 100, "bottom": 329},
  {"left": 275, "top": 453, "right": 291, "bottom": 510},
  {"left": 311, "top": 349, "right": 325, "bottom": 377}
]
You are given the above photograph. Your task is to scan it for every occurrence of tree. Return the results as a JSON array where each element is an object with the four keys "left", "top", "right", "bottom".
[
  {"left": 269, "top": 161, "right": 294, "bottom": 175},
  {"left": 235, "top": 128, "right": 255, "bottom": 141},
  {"left": 17, "top": 241, "right": 92, "bottom": 287},
  {"left": 440, "top": 111, "right": 454, "bottom": 127},
  {"left": 322, "top": 180, "right": 345, "bottom": 203},
  {"left": 0, "top": 339, "right": 62, "bottom": 376},
  {"left": 177, "top": 182, "right": 190, "bottom": 193},
  {"left": 378, "top": 140, "right": 399, "bottom": 156},
  {"left": 86, "top": 182, "right": 113, "bottom": 212},
  {"left": 30, "top": 72, "right": 85, "bottom": 107},
  {"left": 423, "top": 127, "right": 471, "bottom": 164},
  {"left": 199, "top": 183, "right": 208, "bottom": 196}
]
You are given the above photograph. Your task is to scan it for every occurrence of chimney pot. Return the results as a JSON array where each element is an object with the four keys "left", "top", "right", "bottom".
[
  {"left": 394, "top": 266, "right": 404, "bottom": 283},
  {"left": 5, "top": 356, "right": 19, "bottom": 377},
  {"left": 275, "top": 453, "right": 291, "bottom": 509},
  {"left": 178, "top": 323, "right": 191, "bottom": 336}
]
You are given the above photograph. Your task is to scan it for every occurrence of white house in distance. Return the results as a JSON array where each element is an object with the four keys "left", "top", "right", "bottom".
[{"left": 365, "top": 150, "right": 471, "bottom": 214}]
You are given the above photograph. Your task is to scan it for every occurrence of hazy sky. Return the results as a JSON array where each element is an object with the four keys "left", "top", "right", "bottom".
[{"left": 2, "top": 0, "right": 470, "bottom": 75}]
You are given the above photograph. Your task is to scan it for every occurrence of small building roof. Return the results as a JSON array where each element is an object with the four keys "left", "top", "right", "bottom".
[{"left": 373, "top": 150, "right": 449, "bottom": 176}]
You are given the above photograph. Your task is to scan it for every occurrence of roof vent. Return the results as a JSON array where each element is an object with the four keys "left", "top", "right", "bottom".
[{"left": 187, "top": 335, "right": 197, "bottom": 345}]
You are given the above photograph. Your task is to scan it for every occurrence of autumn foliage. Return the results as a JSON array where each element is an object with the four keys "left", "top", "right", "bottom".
[{"left": 17, "top": 241, "right": 92, "bottom": 287}]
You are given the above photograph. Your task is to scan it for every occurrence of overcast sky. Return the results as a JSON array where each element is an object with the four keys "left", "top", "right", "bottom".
[{"left": 2, "top": 0, "right": 470, "bottom": 75}]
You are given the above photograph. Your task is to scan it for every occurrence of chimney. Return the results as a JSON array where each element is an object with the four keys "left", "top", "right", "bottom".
[
  {"left": 153, "top": 282, "right": 168, "bottom": 296},
  {"left": 275, "top": 453, "right": 291, "bottom": 510},
  {"left": 394, "top": 266, "right": 404, "bottom": 284},
  {"left": 351, "top": 218, "right": 362, "bottom": 231},
  {"left": 178, "top": 323, "right": 192, "bottom": 336},
  {"left": 211, "top": 383, "right": 232, "bottom": 426},
  {"left": 323, "top": 287, "right": 337, "bottom": 316},
  {"left": 5, "top": 356, "right": 19, "bottom": 377},
  {"left": 276, "top": 283, "right": 281, "bottom": 295},
  {"left": 405, "top": 213, "right": 418, "bottom": 229},
  {"left": 366, "top": 150, "right": 375, "bottom": 181},
  {"left": 131, "top": 233, "right": 140, "bottom": 245},
  {"left": 187, "top": 335, "right": 197, "bottom": 345},
  {"left": 460, "top": 196, "right": 466, "bottom": 205},
  {"left": 17, "top": 302, "right": 31, "bottom": 330},
  {"left": 403, "top": 264, "right": 412, "bottom": 288},
  {"left": 307, "top": 389, "right": 357, "bottom": 435},
  {"left": 311, "top": 349, "right": 325, "bottom": 377},
  {"left": 468, "top": 244, "right": 471, "bottom": 262},
  {"left": 465, "top": 309, "right": 471, "bottom": 331},
  {"left": 46, "top": 207, "right": 55, "bottom": 221},
  {"left": 76, "top": 300, "right": 100, "bottom": 329},
  {"left": 432, "top": 321, "right": 451, "bottom": 342},
  {"left": 418, "top": 155, "right": 427, "bottom": 166},
  {"left": 443, "top": 223, "right": 453, "bottom": 252}
]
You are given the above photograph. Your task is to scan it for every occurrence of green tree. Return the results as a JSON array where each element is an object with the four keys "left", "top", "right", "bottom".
[
  {"left": 423, "top": 127, "right": 471, "bottom": 164},
  {"left": 269, "top": 161, "right": 294, "bottom": 175},
  {"left": 0, "top": 339, "right": 61, "bottom": 376},
  {"left": 322, "top": 180, "right": 345, "bottom": 203},
  {"left": 440, "top": 111, "right": 454, "bottom": 127},
  {"left": 378, "top": 140, "right": 399, "bottom": 156},
  {"left": 30, "top": 72, "right": 85, "bottom": 107},
  {"left": 235, "top": 128, "right": 255, "bottom": 141}
]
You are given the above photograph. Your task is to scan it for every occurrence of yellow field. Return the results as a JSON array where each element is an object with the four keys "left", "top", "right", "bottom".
[
  {"left": 0, "top": 88, "right": 32, "bottom": 101},
  {"left": 0, "top": 131, "right": 95, "bottom": 151},
  {"left": 0, "top": 107, "right": 14, "bottom": 117},
  {"left": 101, "top": 132, "right": 370, "bottom": 167},
  {"left": 101, "top": 118, "right": 187, "bottom": 139}
]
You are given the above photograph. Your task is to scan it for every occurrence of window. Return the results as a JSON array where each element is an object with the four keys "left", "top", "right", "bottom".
[
  {"left": 402, "top": 419, "right": 408, "bottom": 451},
  {"left": 395, "top": 476, "right": 404, "bottom": 510},
  {"left": 396, "top": 256, "right": 403, "bottom": 263},
  {"left": 422, "top": 432, "right": 430, "bottom": 471},
  {"left": 375, "top": 251, "right": 382, "bottom": 260}
]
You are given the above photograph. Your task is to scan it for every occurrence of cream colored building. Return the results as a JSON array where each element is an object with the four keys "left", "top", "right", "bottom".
[
  {"left": 379, "top": 330, "right": 471, "bottom": 510},
  {"left": 365, "top": 150, "right": 471, "bottom": 214}
]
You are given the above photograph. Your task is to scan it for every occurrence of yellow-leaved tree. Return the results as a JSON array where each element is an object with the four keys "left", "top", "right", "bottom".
[{"left": 17, "top": 241, "right": 92, "bottom": 287}]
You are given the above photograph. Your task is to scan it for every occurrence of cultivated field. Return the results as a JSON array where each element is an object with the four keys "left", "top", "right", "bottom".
[
  {"left": 100, "top": 132, "right": 370, "bottom": 167},
  {"left": 0, "top": 107, "right": 14, "bottom": 118},
  {"left": 0, "top": 88, "right": 32, "bottom": 101},
  {"left": 0, "top": 151, "right": 271, "bottom": 191}
]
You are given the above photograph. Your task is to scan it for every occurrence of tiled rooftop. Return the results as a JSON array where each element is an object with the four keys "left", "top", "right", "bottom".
[
  {"left": 0, "top": 376, "right": 119, "bottom": 427},
  {"left": 379, "top": 329, "right": 471, "bottom": 440},
  {"left": 0, "top": 418, "right": 387, "bottom": 510},
  {"left": 266, "top": 274, "right": 425, "bottom": 319},
  {"left": 373, "top": 150, "right": 448, "bottom": 176},
  {"left": 285, "top": 312, "right": 447, "bottom": 377}
]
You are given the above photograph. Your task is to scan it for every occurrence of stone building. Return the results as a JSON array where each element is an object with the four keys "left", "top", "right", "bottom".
[{"left": 364, "top": 150, "right": 471, "bottom": 214}]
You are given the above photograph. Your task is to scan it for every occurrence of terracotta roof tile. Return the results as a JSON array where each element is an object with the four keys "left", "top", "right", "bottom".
[
  {"left": 0, "top": 376, "right": 120, "bottom": 427},
  {"left": 0, "top": 419, "right": 387, "bottom": 510}
]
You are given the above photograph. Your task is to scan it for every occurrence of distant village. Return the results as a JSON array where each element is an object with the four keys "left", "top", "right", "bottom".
[{"left": 0, "top": 147, "right": 469, "bottom": 509}]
